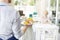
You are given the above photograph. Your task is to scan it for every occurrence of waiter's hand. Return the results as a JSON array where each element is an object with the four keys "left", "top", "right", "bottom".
[
  {"left": 21, "top": 22, "right": 32, "bottom": 33},
  {"left": 25, "top": 22, "right": 32, "bottom": 27}
]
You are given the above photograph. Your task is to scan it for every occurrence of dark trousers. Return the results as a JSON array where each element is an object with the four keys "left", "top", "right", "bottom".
[{"left": 0, "top": 36, "right": 18, "bottom": 40}]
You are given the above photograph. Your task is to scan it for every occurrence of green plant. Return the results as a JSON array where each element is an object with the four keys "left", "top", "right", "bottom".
[
  {"left": 15, "top": 1, "right": 20, "bottom": 5},
  {"left": 29, "top": 0, "right": 35, "bottom": 6},
  {"left": 50, "top": 0, "right": 55, "bottom": 7}
]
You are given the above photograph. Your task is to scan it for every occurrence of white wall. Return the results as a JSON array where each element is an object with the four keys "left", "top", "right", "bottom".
[{"left": 14, "top": 6, "right": 36, "bottom": 18}]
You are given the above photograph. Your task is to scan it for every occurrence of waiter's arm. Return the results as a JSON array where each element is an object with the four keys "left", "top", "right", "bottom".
[{"left": 12, "top": 12, "right": 29, "bottom": 39}]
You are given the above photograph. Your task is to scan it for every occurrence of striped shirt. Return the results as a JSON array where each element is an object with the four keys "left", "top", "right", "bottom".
[{"left": 0, "top": 2, "right": 23, "bottom": 40}]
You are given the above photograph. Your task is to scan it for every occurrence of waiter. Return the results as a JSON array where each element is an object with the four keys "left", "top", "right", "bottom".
[{"left": 0, "top": 0, "right": 31, "bottom": 40}]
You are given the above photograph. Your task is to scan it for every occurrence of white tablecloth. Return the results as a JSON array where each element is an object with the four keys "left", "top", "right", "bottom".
[
  {"left": 32, "top": 22, "right": 59, "bottom": 40},
  {"left": 19, "top": 27, "right": 34, "bottom": 40}
]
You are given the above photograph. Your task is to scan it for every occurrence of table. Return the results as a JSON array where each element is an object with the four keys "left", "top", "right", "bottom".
[
  {"left": 32, "top": 22, "right": 59, "bottom": 40},
  {"left": 19, "top": 27, "right": 34, "bottom": 40}
]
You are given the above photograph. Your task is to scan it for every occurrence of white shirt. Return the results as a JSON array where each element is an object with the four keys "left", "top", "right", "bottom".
[{"left": 0, "top": 2, "right": 23, "bottom": 40}]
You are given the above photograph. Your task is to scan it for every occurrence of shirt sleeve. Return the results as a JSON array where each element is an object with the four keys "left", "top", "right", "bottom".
[{"left": 12, "top": 11, "right": 24, "bottom": 39}]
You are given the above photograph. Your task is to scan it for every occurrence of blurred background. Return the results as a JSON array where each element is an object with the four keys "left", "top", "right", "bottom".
[
  {"left": 11, "top": 0, "right": 60, "bottom": 32},
  {"left": 10, "top": 0, "right": 60, "bottom": 40}
]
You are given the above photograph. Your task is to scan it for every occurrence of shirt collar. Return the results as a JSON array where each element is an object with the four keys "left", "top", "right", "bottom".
[{"left": 0, "top": 2, "right": 9, "bottom": 6}]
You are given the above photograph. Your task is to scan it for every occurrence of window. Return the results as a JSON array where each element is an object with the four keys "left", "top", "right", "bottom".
[{"left": 13, "top": 0, "right": 36, "bottom": 6}]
